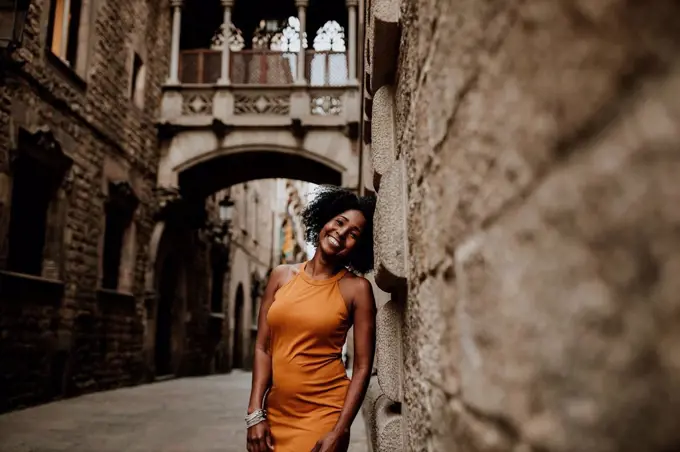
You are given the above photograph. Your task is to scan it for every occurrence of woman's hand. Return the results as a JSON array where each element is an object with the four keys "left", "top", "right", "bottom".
[
  {"left": 310, "top": 430, "right": 347, "bottom": 452},
  {"left": 247, "top": 420, "right": 274, "bottom": 452}
]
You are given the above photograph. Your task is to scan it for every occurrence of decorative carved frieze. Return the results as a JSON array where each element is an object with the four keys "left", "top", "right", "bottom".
[
  {"left": 182, "top": 92, "right": 213, "bottom": 115},
  {"left": 234, "top": 93, "right": 290, "bottom": 115},
  {"left": 310, "top": 95, "right": 342, "bottom": 116}
]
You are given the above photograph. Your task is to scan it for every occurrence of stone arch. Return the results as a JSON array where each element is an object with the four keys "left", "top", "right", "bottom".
[
  {"left": 179, "top": 148, "right": 343, "bottom": 198},
  {"left": 157, "top": 129, "right": 358, "bottom": 194}
]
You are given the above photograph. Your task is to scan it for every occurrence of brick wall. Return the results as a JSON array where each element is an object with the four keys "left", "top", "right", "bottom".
[
  {"left": 364, "top": 0, "right": 680, "bottom": 451},
  {"left": 0, "top": 0, "right": 171, "bottom": 412}
]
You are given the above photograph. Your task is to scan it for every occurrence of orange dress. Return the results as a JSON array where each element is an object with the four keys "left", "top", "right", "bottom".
[{"left": 265, "top": 263, "right": 351, "bottom": 451}]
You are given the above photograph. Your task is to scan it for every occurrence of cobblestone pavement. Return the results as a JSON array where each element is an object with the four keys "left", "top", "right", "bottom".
[{"left": 0, "top": 371, "right": 369, "bottom": 452}]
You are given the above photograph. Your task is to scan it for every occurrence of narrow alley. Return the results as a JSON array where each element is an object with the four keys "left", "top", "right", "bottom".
[{"left": 0, "top": 371, "right": 368, "bottom": 452}]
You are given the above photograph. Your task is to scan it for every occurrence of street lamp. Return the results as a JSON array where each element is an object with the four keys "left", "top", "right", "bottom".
[
  {"left": 0, "top": 0, "right": 30, "bottom": 51},
  {"left": 218, "top": 196, "right": 235, "bottom": 223},
  {"left": 0, "top": 0, "right": 30, "bottom": 85},
  {"left": 264, "top": 19, "right": 279, "bottom": 33}
]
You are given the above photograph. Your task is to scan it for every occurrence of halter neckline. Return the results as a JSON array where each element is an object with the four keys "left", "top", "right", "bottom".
[{"left": 299, "top": 261, "right": 347, "bottom": 286}]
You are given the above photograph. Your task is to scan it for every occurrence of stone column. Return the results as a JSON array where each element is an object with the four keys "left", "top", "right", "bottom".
[
  {"left": 167, "top": 0, "right": 184, "bottom": 85},
  {"left": 347, "top": 0, "right": 358, "bottom": 84},
  {"left": 295, "top": 0, "right": 308, "bottom": 84},
  {"left": 218, "top": 0, "right": 234, "bottom": 85}
]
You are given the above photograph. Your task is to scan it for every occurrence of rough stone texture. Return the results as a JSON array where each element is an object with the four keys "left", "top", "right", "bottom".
[
  {"left": 371, "top": 85, "right": 397, "bottom": 190},
  {"left": 456, "top": 71, "right": 680, "bottom": 452},
  {"left": 362, "top": 0, "right": 680, "bottom": 450},
  {"left": 376, "top": 299, "right": 403, "bottom": 402},
  {"left": 0, "top": 0, "right": 170, "bottom": 412},
  {"left": 369, "top": 0, "right": 401, "bottom": 94},
  {"left": 373, "top": 159, "right": 407, "bottom": 292},
  {"left": 362, "top": 377, "right": 404, "bottom": 452}
]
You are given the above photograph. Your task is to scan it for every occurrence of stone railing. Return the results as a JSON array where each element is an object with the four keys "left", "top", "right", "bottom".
[
  {"left": 160, "top": 84, "right": 360, "bottom": 128},
  {"left": 159, "top": 49, "right": 359, "bottom": 129}
]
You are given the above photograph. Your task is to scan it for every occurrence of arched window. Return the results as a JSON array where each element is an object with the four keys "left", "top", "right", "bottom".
[
  {"left": 252, "top": 17, "right": 308, "bottom": 52},
  {"left": 309, "top": 21, "right": 347, "bottom": 91},
  {"left": 210, "top": 23, "right": 245, "bottom": 51},
  {"left": 313, "top": 20, "right": 345, "bottom": 52}
]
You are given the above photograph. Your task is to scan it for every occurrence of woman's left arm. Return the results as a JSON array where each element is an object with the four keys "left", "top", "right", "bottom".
[{"left": 312, "top": 278, "right": 376, "bottom": 452}]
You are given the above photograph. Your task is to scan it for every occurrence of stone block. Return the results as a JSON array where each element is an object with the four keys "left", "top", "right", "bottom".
[
  {"left": 455, "top": 70, "right": 680, "bottom": 452},
  {"left": 341, "top": 88, "right": 361, "bottom": 124},
  {"left": 362, "top": 143, "right": 376, "bottom": 193},
  {"left": 370, "top": 85, "right": 396, "bottom": 191},
  {"left": 376, "top": 299, "right": 402, "bottom": 402},
  {"left": 373, "top": 159, "right": 407, "bottom": 292},
  {"left": 370, "top": 0, "right": 400, "bottom": 94},
  {"left": 289, "top": 90, "right": 311, "bottom": 119},
  {"left": 362, "top": 377, "right": 404, "bottom": 452},
  {"left": 364, "top": 4, "right": 374, "bottom": 96},
  {"left": 160, "top": 89, "right": 183, "bottom": 121},
  {"left": 212, "top": 90, "right": 235, "bottom": 120}
]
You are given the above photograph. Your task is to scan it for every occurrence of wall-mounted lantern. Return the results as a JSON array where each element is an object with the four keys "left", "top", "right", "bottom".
[
  {"left": 264, "top": 19, "right": 279, "bottom": 33},
  {"left": 0, "top": 0, "right": 30, "bottom": 52},
  {"left": 219, "top": 196, "right": 235, "bottom": 224}
]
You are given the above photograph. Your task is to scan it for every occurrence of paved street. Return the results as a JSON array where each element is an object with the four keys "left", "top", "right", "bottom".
[{"left": 0, "top": 371, "right": 368, "bottom": 452}]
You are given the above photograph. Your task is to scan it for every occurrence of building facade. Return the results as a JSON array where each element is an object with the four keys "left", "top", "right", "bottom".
[
  {"left": 1, "top": 0, "right": 363, "bottom": 413},
  {"left": 361, "top": 1, "right": 680, "bottom": 452},
  {"left": 0, "top": 0, "right": 171, "bottom": 411}
]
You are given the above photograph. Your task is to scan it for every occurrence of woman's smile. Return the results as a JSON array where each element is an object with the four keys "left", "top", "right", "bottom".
[{"left": 326, "top": 235, "right": 342, "bottom": 249}]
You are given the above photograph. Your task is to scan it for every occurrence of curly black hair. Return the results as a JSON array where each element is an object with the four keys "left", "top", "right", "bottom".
[{"left": 300, "top": 185, "right": 376, "bottom": 275}]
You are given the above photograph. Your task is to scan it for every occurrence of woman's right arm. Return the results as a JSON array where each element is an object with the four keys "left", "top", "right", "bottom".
[{"left": 247, "top": 265, "right": 288, "bottom": 452}]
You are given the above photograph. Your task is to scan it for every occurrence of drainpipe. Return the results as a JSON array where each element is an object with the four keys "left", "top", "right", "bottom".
[{"left": 357, "top": 0, "right": 366, "bottom": 195}]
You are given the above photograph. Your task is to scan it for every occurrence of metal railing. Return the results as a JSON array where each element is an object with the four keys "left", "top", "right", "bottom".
[
  {"left": 179, "top": 49, "right": 348, "bottom": 86},
  {"left": 179, "top": 49, "right": 222, "bottom": 84}
]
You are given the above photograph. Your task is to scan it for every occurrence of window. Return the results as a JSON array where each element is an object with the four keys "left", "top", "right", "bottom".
[
  {"left": 101, "top": 211, "right": 126, "bottom": 289},
  {"left": 47, "top": 0, "right": 83, "bottom": 67},
  {"left": 7, "top": 164, "right": 52, "bottom": 275},
  {"left": 101, "top": 181, "right": 138, "bottom": 290},
  {"left": 210, "top": 266, "right": 225, "bottom": 313},
  {"left": 6, "top": 128, "right": 72, "bottom": 276},
  {"left": 130, "top": 52, "right": 146, "bottom": 108}
]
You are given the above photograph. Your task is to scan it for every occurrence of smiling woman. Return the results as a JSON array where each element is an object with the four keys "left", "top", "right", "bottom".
[{"left": 246, "top": 185, "right": 377, "bottom": 452}]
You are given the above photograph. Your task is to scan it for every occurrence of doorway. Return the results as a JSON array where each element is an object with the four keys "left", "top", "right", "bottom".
[
  {"left": 232, "top": 284, "right": 245, "bottom": 369},
  {"left": 155, "top": 258, "right": 180, "bottom": 377}
]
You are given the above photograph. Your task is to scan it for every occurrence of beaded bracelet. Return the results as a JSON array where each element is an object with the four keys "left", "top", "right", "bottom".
[{"left": 245, "top": 408, "right": 267, "bottom": 428}]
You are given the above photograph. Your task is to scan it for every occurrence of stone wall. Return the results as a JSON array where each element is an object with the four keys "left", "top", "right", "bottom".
[
  {"left": 362, "top": 0, "right": 680, "bottom": 451},
  {"left": 0, "top": 0, "right": 170, "bottom": 412}
]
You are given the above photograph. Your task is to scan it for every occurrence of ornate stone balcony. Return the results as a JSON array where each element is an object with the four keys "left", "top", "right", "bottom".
[{"left": 159, "top": 49, "right": 361, "bottom": 130}]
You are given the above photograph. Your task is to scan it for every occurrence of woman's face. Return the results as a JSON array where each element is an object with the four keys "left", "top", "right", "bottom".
[{"left": 318, "top": 209, "right": 367, "bottom": 261}]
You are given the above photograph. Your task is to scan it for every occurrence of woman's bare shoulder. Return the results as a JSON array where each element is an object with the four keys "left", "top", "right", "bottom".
[
  {"left": 339, "top": 272, "right": 373, "bottom": 301},
  {"left": 269, "top": 263, "right": 305, "bottom": 287}
]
